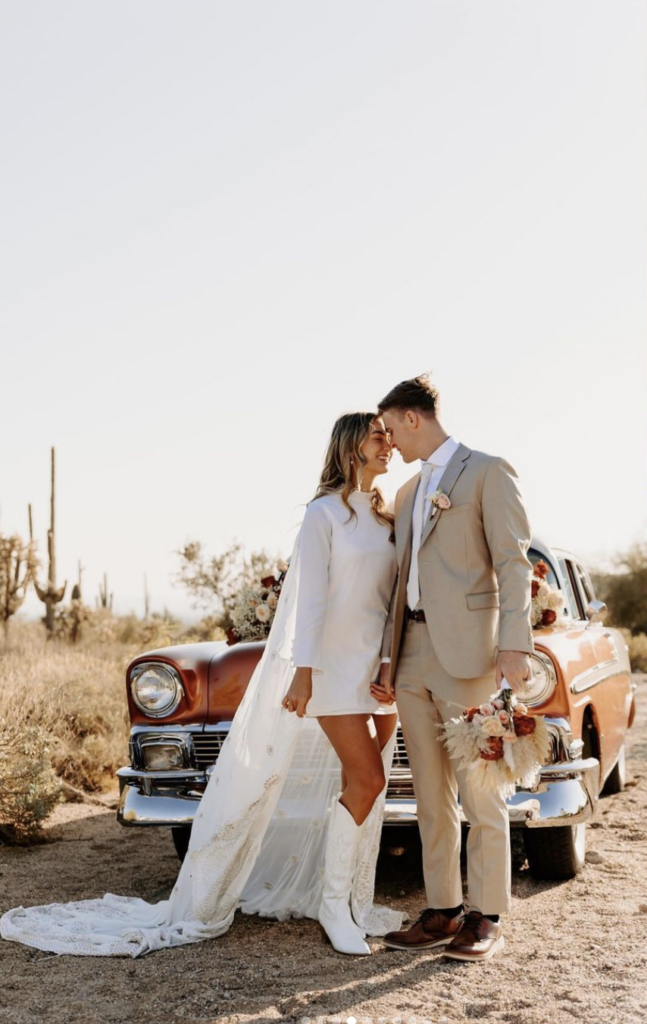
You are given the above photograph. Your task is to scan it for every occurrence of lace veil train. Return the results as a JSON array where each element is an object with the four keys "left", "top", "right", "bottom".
[{"left": 1, "top": 527, "right": 403, "bottom": 956}]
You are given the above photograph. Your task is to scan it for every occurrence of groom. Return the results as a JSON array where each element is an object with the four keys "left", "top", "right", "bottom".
[{"left": 372, "top": 374, "right": 534, "bottom": 962}]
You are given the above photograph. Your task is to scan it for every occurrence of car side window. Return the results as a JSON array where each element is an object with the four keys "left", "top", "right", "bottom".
[
  {"left": 558, "top": 558, "right": 583, "bottom": 620},
  {"left": 573, "top": 561, "right": 597, "bottom": 612}
]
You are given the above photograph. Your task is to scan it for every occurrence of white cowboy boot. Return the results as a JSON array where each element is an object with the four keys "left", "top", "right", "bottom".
[{"left": 318, "top": 798, "right": 370, "bottom": 956}]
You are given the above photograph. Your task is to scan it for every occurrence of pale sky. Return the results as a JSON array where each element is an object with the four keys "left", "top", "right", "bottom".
[{"left": 1, "top": 0, "right": 646, "bottom": 620}]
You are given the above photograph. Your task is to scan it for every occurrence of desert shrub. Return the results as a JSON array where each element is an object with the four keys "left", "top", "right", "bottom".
[
  {"left": 0, "top": 724, "right": 61, "bottom": 843},
  {"left": 180, "top": 615, "right": 227, "bottom": 643},
  {"left": 618, "top": 629, "right": 647, "bottom": 673},
  {"left": 175, "top": 540, "right": 279, "bottom": 631}
]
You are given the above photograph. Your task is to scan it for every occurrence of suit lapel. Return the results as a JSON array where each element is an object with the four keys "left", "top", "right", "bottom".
[
  {"left": 418, "top": 443, "right": 472, "bottom": 549},
  {"left": 396, "top": 475, "right": 418, "bottom": 566}
]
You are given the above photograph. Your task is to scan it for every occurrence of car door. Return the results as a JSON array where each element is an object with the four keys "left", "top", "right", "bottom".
[{"left": 565, "top": 557, "right": 629, "bottom": 778}]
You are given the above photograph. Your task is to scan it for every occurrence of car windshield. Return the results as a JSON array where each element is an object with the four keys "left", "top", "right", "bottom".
[{"left": 528, "top": 548, "right": 559, "bottom": 587}]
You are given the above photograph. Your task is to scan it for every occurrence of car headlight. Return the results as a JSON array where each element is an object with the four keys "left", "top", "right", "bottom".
[
  {"left": 141, "top": 740, "right": 186, "bottom": 770},
  {"left": 130, "top": 662, "right": 184, "bottom": 717},
  {"left": 519, "top": 652, "right": 558, "bottom": 707}
]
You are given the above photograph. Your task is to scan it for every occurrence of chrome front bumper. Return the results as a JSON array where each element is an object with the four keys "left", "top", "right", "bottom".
[
  {"left": 117, "top": 754, "right": 600, "bottom": 830},
  {"left": 383, "top": 755, "right": 600, "bottom": 827}
]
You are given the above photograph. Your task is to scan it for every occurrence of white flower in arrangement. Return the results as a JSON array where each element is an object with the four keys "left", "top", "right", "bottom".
[
  {"left": 472, "top": 713, "right": 485, "bottom": 727},
  {"left": 537, "top": 581, "right": 551, "bottom": 603},
  {"left": 479, "top": 702, "right": 496, "bottom": 716},
  {"left": 277, "top": 558, "right": 289, "bottom": 573},
  {"left": 267, "top": 593, "right": 278, "bottom": 610},
  {"left": 255, "top": 603, "right": 271, "bottom": 623},
  {"left": 547, "top": 589, "right": 565, "bottom": 611},
  {"left": 481, "top": 717, "right": 506, "bottom": 737}
]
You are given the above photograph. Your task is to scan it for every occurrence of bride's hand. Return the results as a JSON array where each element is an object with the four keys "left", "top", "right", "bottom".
[
  {"left": 370, "top": 662, "right": 395, "bottom": 704},
  {"left": 282, "top": 667, "right": 312, "bottom": 717}
]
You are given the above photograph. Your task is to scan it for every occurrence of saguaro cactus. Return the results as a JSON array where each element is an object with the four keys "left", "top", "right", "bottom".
[
  {"left": 97, "top": 573, "right": 113, "bottom": 611},
  {"left": 34, "top": 447, "right": 67, "bottom": 633},
  {"left": 0, "top": 512, "right": 37, "bottom": 643}
]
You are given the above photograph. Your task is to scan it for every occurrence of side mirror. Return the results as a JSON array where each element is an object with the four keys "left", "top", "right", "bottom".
[{"left": 586, "top": 600, "right": 607, "bottom": 624}]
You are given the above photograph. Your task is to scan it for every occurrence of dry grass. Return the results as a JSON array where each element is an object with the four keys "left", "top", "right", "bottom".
[
  {"left": 0, "top": 620, "right": 133, "bottom": 841},
  {"left": 0, "top": 613, "right": 225, "bottom": 842}
]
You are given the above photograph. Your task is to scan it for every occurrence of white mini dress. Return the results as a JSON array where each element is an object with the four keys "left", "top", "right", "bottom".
[{"left": 291, "top": 490, "right": 398, "bottom": 717}]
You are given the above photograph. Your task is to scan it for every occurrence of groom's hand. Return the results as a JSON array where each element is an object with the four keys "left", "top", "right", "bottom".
[
  {"left": 496, "top": 651, "right": 531, "bottom": 693},
  {"left": 370, "top": 662, "right": 395, "bottom": 704}
]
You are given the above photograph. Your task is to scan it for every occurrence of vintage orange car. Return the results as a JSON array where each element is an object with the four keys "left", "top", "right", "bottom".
[{"left": 117, "top": 538, "right": 635, "bottom": 880}]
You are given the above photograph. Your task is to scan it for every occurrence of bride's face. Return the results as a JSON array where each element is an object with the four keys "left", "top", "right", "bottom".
[{"left": 359, "top": 418, "right": 392, "bottom": 477}]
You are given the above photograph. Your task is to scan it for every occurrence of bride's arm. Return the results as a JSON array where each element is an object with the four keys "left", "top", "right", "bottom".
[
  {"left": 282, "top": 501, "right": 332, "bottom": 716},
  {"left": 291, "top": 500, "right": 332, "bottom": 673}
]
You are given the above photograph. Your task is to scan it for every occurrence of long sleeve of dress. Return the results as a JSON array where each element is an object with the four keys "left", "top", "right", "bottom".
[{"left": 291, "top": 500, "right": 332, "bottom": 673}]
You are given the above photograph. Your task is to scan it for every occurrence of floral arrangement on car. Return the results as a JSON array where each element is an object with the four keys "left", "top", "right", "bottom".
[
  {"left": 227, "top": 559, "right": 289, "bottom": 645},
  {"left": 531, "top": 559, "right": 566, "bottom": 628},
  {"left": 442, "top": 686, "right": 551, "bottom": 797}
]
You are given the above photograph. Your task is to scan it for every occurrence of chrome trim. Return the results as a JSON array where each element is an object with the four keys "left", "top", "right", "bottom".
[
  {"left": 129, "top": 662, "right": 185, "bottom": 718},
  {"left": 117, "top": 767, "right": 206, "bottom": 781},
  {"left": 538, "top": 756, "right": 599, "bottom": 778},
  {"left": 118, "top": 782, "right": 204, "bottom": 826},
  {"left": 571, "top": 667, "right": 624, "bottom": 695},
  {"left": 569, "top": 739, "right": 585, "bottom": 759},
  {"left": 586, "top": 599, "right": 608, "bottom": 623}
]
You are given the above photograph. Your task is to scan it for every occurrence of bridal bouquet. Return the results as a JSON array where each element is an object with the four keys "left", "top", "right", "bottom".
[
  {"left": 228, "top": 560, "right": 289, "bottom": 644},
  {"left": 442, "top": 687, "right": 551, "bottom": 797}
]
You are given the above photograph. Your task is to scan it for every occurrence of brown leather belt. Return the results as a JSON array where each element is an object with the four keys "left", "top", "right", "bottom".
[{"left": 405, "top": 607, "right": 427, "bottom": 623}]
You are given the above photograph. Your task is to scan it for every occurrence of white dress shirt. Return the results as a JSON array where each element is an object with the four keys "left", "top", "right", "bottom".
[
  {"left": 406, "top": 436, "right": 460, "bottom": 609},
  {"left": 381, "top": 436, "right": 460, "bottom": 667}
]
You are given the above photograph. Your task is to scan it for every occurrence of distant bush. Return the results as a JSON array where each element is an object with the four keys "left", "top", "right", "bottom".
[
  {"left": 593, "top": 543, "right": 647, "bottom": 636},
  {"left": 619, "top": 629, "right": 647, "bottom": 673}
]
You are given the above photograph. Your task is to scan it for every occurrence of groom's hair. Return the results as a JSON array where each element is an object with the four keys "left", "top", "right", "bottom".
[{"left": 377, "top": 374, "right": 439, "bottom": 418}]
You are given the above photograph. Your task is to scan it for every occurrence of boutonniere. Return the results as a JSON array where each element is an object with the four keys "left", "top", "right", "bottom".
[{"left": 426, "top": 488, "right": 452, "bottom": 515}]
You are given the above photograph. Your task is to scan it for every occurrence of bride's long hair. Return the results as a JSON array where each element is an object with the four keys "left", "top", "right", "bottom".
[{"left": 312, "top": 412, "right": 394, "bottom": 533}]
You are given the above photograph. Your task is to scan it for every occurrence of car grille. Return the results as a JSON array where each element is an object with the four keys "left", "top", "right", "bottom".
[
  {"left": 192, "top": 731, "right": 229, "bottom": 770},
  {"left": 191, "top": 726, "right": 415, "bottom": 798},
  {"left": 387, "top": 727, "right": 414, "bottom": 798}
]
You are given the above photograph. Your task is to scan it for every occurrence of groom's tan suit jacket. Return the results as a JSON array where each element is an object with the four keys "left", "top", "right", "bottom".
[{"left": 383, "top": 443, "right": 534, "bottom": 681}]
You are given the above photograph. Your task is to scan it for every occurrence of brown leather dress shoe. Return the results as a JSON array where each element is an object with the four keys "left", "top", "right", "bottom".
[
  {"left": 382, "top": 908, "right": 465, "bottom": 951},
  {"left": 443, "top": 911, "right": 505, "bottom": 961}
]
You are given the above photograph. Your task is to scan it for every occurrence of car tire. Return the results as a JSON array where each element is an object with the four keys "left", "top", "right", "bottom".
[
  {"left": 523, "top": 823, "right": 586, "bottom": 880},
  {"left": 172, "top": 825, "right": 192, "bottom": 862},
  {"left": 601, "top": 745, "right": 626, "bottom": 796}
]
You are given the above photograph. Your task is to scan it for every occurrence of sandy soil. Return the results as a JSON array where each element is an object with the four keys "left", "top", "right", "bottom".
[{"left": 1, "top": 676, "right": 647, "bottom": 1024}]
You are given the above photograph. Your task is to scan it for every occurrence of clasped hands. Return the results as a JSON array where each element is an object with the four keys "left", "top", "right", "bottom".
[{"left": 369, "top": 650, "right": 531, "bottom": 703}]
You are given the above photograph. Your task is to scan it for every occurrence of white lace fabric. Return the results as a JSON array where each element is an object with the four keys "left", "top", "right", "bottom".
[{"left": 1, "top": 527, "right": 403, "bottom": 957}]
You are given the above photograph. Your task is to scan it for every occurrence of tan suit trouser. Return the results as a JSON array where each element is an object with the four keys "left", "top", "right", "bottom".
[{"left": 395, "top": 620, "right": 511, "bottom": 916}]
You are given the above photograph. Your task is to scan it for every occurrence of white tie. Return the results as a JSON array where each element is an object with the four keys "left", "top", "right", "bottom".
[{"left": 407, "top": 462, "right": 435, "bottom": 610}]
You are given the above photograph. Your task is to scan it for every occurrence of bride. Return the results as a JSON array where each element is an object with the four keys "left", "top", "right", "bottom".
[{"left": 1, "top": 412, "right": 404, "bottom": 958}]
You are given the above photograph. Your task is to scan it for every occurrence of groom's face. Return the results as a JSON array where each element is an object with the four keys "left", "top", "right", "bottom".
[{"left": 381, "top": 409, "right": 418, "bottom": 464}]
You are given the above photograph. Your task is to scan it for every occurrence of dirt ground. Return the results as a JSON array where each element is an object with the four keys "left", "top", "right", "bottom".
[{"left": 1, "top": 677, "right": 646, "bottom": 1024}]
